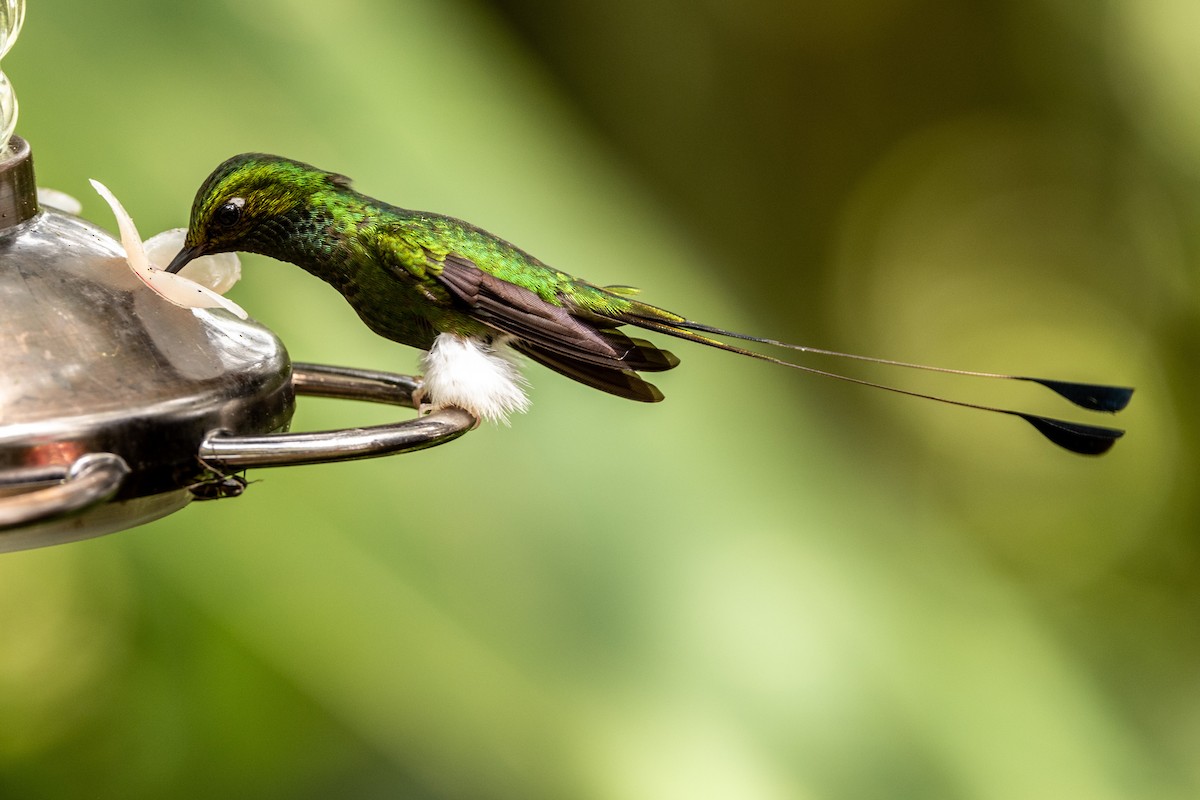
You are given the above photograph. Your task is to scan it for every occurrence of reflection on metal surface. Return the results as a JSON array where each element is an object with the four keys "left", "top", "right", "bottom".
[
  {"left": 0, "top": 490, "right": 191, "bottom": 553},
  {"left": 0, "top": 454, "right": 129, "bottom": 532},
  {"left": 202, "top": 364, "right": 476, "bottom": 469}
]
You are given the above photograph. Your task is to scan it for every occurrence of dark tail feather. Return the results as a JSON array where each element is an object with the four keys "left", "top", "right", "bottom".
[
  {"left": 514, "top": 342, "right": 666, "bottom": 403},
  {"left": 596, "top": 330, "right": 680, "bottom": 372},
  {"left": 619, "top": 313, "right": 1129, "bottom": 456},
  {"left": 666, "top": 319, "right": 1134, "bottom": 413},
  {"left": 1018, "top": 414, "right": 1123, "bottom": 456},
  {"left": 1026, "top": 379, "right": 1133, "bottom": 413}
]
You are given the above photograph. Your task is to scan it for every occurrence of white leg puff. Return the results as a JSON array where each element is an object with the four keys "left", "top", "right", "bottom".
[{"left": 418, "top": 333, "right": 530, "bottom": 424}]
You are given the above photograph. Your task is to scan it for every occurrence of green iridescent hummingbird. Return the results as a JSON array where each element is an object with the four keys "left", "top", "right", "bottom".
[{"left": 167, "top": 153, "right": 1132, "bottom": 454}]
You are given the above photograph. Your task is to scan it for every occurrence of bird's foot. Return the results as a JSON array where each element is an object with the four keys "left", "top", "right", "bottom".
[
  {"left": 411, "top": 377, "right": 484, "bottom": 429},
  {"left": 411, "top": 380, "right": 433, "bottom": 416}
]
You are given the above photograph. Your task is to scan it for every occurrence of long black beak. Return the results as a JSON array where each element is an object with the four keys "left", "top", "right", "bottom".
[{"left": 165, "top": 244, "right": 205, "bottom": 274}]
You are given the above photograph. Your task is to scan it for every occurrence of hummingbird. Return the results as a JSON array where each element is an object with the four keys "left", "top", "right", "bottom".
[{"left": 167, "top": 153, "right": 1133, "bottom": 455}]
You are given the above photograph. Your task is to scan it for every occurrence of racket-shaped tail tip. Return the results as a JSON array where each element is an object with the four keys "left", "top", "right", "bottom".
[
  {"left": 1019, "top": 414, "right": 1125, "bottom": 456},
  {"left": 1029, "top": 379, "right": 1135, "bottom": 413}
]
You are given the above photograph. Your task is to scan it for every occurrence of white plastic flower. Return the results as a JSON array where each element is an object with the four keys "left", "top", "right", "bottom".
[
  {"left": 90, "top": 179, "right": 247, "bottom": 319},
  {"left": 37, "top": 187, "right": 83, "bottom": 215},
  {"left": 143, "top": 229, "right": 242, "bottom": 295}
]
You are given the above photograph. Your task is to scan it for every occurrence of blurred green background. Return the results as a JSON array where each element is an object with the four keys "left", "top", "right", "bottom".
[{"left": 0, "top": 0, "right": 1192, "bottom": 797}]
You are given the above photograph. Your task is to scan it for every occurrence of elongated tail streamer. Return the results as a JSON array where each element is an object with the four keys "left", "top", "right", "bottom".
[{"left": 623, "top": 314, "right": 1130, "bottom": 456}]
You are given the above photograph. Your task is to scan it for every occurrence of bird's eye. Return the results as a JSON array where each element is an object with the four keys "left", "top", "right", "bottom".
[{"left": 213, "top": 197, "right": 245, "bottom": 228}]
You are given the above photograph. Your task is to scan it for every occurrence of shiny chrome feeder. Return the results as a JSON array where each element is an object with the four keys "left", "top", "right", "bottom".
[{"left": 0, "top": 137, "right": 475, "bottom": 552}]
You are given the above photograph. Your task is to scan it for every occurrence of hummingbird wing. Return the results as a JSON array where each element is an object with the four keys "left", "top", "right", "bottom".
[{"left": 429, "top": 252, "right": 679, "bottom": 402}]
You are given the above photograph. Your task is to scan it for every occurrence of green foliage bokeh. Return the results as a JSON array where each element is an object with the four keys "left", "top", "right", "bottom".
[{"left": 1, "top": 1, "right": 1194, "bottom": 798}]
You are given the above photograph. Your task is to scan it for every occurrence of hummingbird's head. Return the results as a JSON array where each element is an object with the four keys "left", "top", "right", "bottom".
[{"left": 166, "top": 153, "right": 348, "bottom": 273}]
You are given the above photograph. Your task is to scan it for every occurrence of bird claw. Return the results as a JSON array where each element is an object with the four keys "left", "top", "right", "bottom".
[
  {"left": 411, "top": 381, "right": 432, "bottom": 416},
  {"left": 411, "top": 380, "right": 446, "bottom": 420},
  {"left": 411, "top": 380, "right": 481, "bottom": 428}
]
